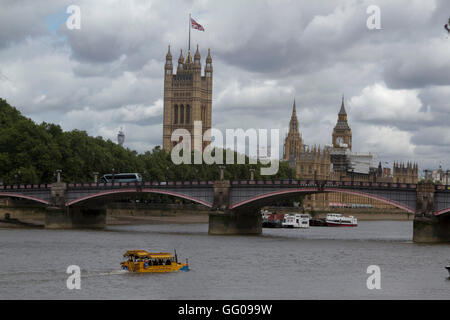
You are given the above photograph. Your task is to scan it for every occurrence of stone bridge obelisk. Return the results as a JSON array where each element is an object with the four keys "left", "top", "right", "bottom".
[
  {"left": 413, "top": 183, "right": 450, "bottom": 242},
  {"left": 45, "top": 171, "right": 106, "bottom": 229},
  {"left": 208, "top": 166, "right": 262, "bottom": 235}
]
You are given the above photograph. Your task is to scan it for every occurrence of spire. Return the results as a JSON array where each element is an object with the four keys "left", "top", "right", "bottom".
[
  {"left": 185, "top": 49, "right": 193, "bottom": 64},
  {"left": 194, "top": 44, "right": 200, "bottom": 60},
  {"left": 289, "top": 99, "right": 299, "bottom": 133},
  {"left": 339, "top": 94, "right": 347, "bottom": 115},
  {"left": 166, "top": 45, "right": 172, "bottom": 59},
  {"left": 178, "top": 49, "right": 184, "bottom": 64},
  {"left": 206, "top": 48, "right": 212, "bottom": 63}
]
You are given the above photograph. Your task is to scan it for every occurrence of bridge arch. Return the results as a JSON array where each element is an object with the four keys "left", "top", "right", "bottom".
[
  {"left": 230, "top": 187, "right": 416, "bottom": 214},
  {"left": 434, "top": 207, "right": 450, "bottom": 216},
  {"left": 66, "top": 188, "right": 213, "bottom": 208},
  {"left": 0, "top": 193, "right": 49, "bottom": 205}
]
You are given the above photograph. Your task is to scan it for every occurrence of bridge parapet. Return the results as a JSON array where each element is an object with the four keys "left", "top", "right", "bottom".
[{"left": 229, "top": 179, "right": 418, "bottom": 190}]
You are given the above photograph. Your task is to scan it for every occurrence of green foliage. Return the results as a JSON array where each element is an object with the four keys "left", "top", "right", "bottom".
[{"left": 0, "top": 98, "right": 293, "bottom": 185}]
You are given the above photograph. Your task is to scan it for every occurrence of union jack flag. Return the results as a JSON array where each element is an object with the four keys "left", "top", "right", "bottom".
[{"left": 191, "top": 18, "right": 205, "bottom": 31}]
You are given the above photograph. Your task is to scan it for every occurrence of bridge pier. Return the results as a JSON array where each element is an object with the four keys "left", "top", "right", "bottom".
[
  {"left": 413, "top": 215, "right": 450, "bottom": 243},
  {"left": 413, "top": 183, "right": 450, "bottom": 243},
  {"left": 208, "top": 179, "right": 262, "bottom": 235},
  {"left": 45, "top": 180, "right": 106, "bottom": 229},
  {"left": 45, "top": 206, "right": 106, "bottom": 229},
  {"left": 208, "top": 210, "right": 262, "bottom": 235}
]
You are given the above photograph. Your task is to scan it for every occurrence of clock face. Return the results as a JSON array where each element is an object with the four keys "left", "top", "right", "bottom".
[{"left": 336, "top": 137, "right": 344, "bottom": 145}]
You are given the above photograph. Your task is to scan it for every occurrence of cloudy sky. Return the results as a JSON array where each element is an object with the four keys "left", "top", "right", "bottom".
[{"left": 0, "top": 0, "right": 449, "bottom": 171}]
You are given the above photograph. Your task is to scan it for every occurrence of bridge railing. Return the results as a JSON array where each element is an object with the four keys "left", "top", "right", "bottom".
[
  {"left": 0, "top": 180, "right": 431, "bottom": 191},
  {"left": 65, "top": 180, "right": 215, "bottom": 189},
  {"left": 230, "top": 179, "right": 418, "bottom": 189},
  {"left": 0, "top": 184, "right": 51, "bottom": 191}
]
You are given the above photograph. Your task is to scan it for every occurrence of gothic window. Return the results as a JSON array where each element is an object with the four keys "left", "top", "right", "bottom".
[
  {"left": 186, "top": 105, "right": 190, "bottom": 124},
  {"left": 174, "top": 105, "right": 178, "bottom": 124},
  {"left": 180, "top": 105, "right": 184, "bottom": 124},
  {"left": 309, "top": 166, "right": 312, "bottom": 174},
  {"left": 201, "top": 105, "right": 206, "bottom": 123}
]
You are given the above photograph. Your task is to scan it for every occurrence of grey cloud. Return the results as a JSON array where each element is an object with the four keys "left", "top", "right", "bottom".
[{"left": 1, "top": 0, "right": 450, "bottom": 170}]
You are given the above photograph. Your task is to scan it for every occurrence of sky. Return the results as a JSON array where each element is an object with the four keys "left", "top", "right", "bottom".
[{"left": 0, "top": 0, "right": 449, "bottom": 172}]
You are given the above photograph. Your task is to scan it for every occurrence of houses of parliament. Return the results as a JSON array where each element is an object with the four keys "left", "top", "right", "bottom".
[
  {"left": 283, "top": 97, "right": 418, "bottom": 210},
  {"left": 161, "top": 45, "right": 418, "bottom": 211}
]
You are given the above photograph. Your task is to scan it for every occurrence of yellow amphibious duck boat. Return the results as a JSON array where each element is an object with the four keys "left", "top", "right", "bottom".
[{"left": 120, "top": 250, "right": 189, "bottom": 273}]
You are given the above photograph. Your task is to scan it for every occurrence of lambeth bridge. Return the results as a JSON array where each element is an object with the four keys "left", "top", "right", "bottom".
[{"left": 1, "top": 173, "right": 450, "bottom": 242}]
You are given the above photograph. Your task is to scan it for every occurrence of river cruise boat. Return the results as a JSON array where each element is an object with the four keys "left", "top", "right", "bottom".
[
  {"left": 120, "top": 250, "right": 189, "bottom": 273},
  {"left": 282, "top": 214, "right": 310, "bottom": 228},
  {"left": 325, "top": 213, "right": 358, "bottom": 227},
  {"left": 261, "top": 211, "right": 285, "bottom": 228}
]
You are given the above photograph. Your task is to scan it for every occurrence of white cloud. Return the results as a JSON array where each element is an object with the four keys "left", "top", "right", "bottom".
[{"left": 349, "top": 82, "right": 433, "bottom": 123}]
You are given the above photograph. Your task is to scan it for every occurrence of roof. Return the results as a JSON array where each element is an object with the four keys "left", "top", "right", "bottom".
[{"left": 123, "top": 250, "right": 173, "bottom": 259}]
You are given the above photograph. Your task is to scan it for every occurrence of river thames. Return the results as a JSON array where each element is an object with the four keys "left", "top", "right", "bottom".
[{"left": 0, "top": 221, "right": 449, "bottom": 299}]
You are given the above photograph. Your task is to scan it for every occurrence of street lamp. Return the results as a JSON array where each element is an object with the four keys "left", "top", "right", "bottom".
[
  {"left": 250, "top": 168, "right": 255, "bottom": 181},
  {"left": 55, "top": 169, "right": 62, "bottom": 183},
  {"left": 219, "top": 165, "right": 225, "bottom": 181},
  {"left": 93, "top": 172, "right": 99, "bottom": 183}
]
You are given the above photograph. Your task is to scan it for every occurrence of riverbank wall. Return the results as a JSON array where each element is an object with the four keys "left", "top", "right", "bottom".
[{"left": 0, "top": 203, "right": 413, "bottom": 228}]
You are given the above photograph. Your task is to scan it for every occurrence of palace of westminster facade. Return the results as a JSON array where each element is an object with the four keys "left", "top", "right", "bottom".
[
  {"left": 282, "top": 97, "right": 418, "bottom": 210},
  {"left": 162, "top": 45, "right": 418, "bottom": 211}
]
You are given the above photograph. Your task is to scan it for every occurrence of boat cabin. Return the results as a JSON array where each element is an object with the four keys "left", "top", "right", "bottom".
[{"left": 123, "top": 250, "right": 177, "bottom": 266}]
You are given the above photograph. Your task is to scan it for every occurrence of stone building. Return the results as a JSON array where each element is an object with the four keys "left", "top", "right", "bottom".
[
  {"left": 393, "top": 162, "right": 419, "bottom": 184},
  {"left": 283, "top": 97, "right": 419, "bottom": 211},
  {"left": 162, "top": 45, "right": 213, "bottom": 152}
]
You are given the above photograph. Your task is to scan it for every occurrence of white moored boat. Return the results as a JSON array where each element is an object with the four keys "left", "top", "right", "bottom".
[
  {"left": 325, "top": 213, "right": 357, "bottom": 227},
  {"left": 282, "top": 214, "right": 310, "bottom": 228}
]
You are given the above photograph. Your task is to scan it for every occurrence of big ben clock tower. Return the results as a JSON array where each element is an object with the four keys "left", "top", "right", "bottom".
[{"left": 332, "top": 95, "right": 352, "bottom": 150}]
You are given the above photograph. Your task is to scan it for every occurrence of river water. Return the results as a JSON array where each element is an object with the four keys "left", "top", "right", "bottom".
[{"left": 0, "top": 221, "right": 449, "bottom": 299}]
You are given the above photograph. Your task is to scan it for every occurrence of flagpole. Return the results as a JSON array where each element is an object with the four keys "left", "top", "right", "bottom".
[{"left": 188, "top": 13, "right": 191, "bottom": 52}]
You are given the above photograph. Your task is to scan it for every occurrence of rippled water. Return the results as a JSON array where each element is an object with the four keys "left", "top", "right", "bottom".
[{"left": 0, "top": 221, "right": 449, "bottom": 299}]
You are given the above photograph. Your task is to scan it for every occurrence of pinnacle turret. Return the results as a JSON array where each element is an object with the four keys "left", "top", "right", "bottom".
[
  {"left": 194, "top": 44, "right": 201, "bottom": 60},
  {"left": 166, "top": 45, "right": 172, "bottom": 60},
  {"left": 339, "top": 94, "right": 347, "bottom": 115},
  {"left": 178, "top": 49, "right": 184, "bottom": 64},
  {"left": 206, "top": 48, "right": 212, "bottom": 63}
]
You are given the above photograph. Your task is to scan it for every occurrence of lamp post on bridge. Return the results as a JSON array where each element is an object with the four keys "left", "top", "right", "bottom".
[
  {"left": 93, "top": 172, "right": 99, "bottom": 183},
  {"left": 112, "top": 168, "right": 115, "bottom": 185},
  {"left": 193, "top": 167, "right": 199, "bottom": 182},
  {"left": 219, "top": 165, "right": 225, "bottom": 181},
  {"left": 56, "top": 169, "right": 62, "bottom": 183},
  {"left": 250, "top": 168, "right": 255, "bottom": 181}
]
